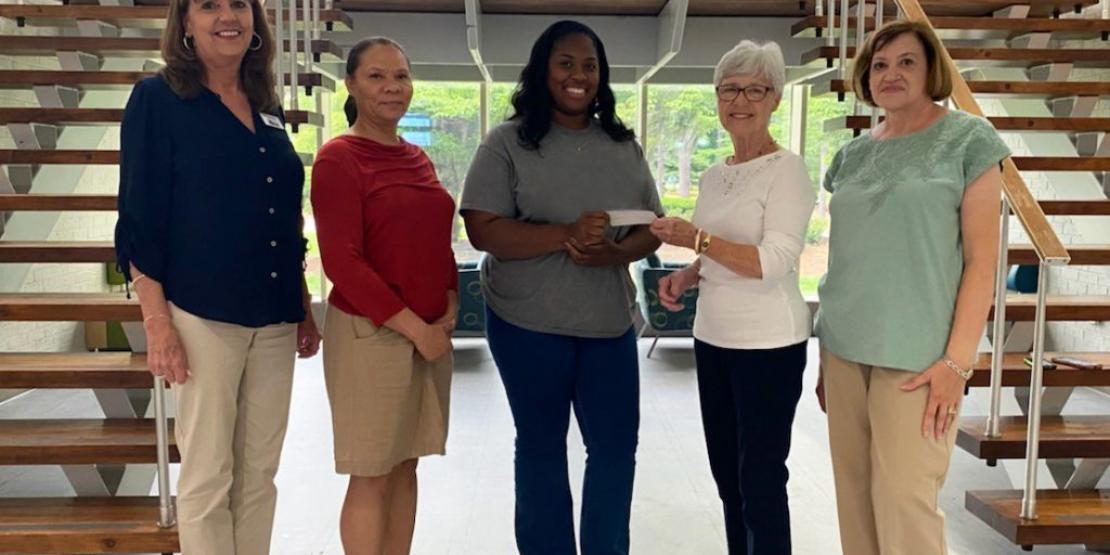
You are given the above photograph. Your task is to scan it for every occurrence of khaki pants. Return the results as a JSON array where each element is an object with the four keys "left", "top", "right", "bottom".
[
  {"left": 170, "top": 304, "right": 297, "bottom": 555},
  {"left": 821, "top": 349, "right": 959, "bottom": 555}
]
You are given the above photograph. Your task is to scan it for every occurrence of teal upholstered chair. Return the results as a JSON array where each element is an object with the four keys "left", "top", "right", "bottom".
[
  {"left": 455, "top": 260, "right": 486, "bottom": 337},
  {"left": 634, "top": 253, "right": 698, "bottom": 358}
]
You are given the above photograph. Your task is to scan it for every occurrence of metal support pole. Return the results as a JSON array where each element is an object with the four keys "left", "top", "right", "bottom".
[
  {"left": 289, "top": 0, "right": 299, "bottom": 109},
  {"left": 839, "top": 0, "right": 850, "bottom": 78},
  {"left": 870, "top": 0, "right": 884, "bottom": 127},
  {"left": 987, "top": 198, "right": 1011, "bottom": 437},
  {"left": 273, "top": 0, "right": 284, "bottom": 103},
  {"left": 303, "top": 0, "right": 312, "bottom": 76},
  {"left": 826, "top": 0, "right": 836, "bottom": 46},
  {"left": 1020, "top": 262, "right": 1050, "bottom": 520},
  {"left": 312, "top": 0, "right": 321, "bottom": 41},
  {"left": 154, "top": 377, "right": 175, "bottom": 528}
]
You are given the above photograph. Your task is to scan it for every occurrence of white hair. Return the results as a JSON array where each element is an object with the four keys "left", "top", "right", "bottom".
[{"left": 713, "top": 40, "right": 786, "bottom": 94}]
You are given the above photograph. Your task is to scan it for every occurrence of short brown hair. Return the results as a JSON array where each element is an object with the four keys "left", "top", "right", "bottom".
[
  {"left": 851, "top": 20, "right": 952, "bottom": 107},
  {"left": 160, "top": 0, "right": 279, "bottom": 112}
]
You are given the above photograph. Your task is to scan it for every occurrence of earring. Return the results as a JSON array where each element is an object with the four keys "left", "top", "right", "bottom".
[
  {"left": 182, "top": 35, "right": 194, "bottom": 51},
  {"left": 249, "top": 32, "right": 262, "bottom": 51}
]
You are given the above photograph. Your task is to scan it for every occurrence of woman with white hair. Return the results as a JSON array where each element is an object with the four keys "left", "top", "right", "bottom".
[{"left": 650, "top": 40, "right": 815, "bottom": 554}]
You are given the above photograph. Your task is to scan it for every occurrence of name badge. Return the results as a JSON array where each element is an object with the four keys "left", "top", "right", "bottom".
[{"left": 260, "top": 113, "right": 284, "bottom": 129}]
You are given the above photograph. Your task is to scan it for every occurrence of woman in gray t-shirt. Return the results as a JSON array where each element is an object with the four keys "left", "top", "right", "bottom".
[{"left": 460, "top": 19, "right": 663, "bottom": 555}]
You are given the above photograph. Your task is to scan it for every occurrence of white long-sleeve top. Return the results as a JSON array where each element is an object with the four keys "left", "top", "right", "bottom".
[{"left": 691, "top": 150, "right": 817, "bottom": 350}]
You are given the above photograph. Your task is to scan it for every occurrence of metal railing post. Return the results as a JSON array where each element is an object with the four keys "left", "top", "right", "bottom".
[
  {"left": 154, "top": 377, "right": 175, "bottom": 528},
  {"left": 987, "top": 198, "right": 1011, "bottom": 437},
  {"left": 1020, "top": 262, "right": 1050, "bottom": 520}
]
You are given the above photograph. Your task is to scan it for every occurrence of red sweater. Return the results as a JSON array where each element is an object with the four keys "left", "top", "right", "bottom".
[{"left": 311, "top": 135, "right": 457, "bottom": 326}]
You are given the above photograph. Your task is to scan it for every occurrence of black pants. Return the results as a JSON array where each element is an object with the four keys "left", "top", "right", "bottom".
[{"left": 694, "top": 339, "right": 807, "bottom": 555}]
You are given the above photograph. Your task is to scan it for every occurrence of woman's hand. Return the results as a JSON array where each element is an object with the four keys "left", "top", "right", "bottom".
[
  {"left": 565, "top": 237, "right": 626, "bottom": 267},
  {"left": 900, "top": 359, "right": 968, "bottom": 440},
  {"left": 567, "top": 211, "right": 609, "bottom": 247},
  {"left": 649, "top": 217, "right": 698, "bottom": 250},
  {"left": 297, "top": 316, "right": 322, "bottom": 359},
  {"left": 657, "top": 266, "right": 698, "bottom": 311},
  {"left": 434, "top": 292, "right": 458, "bottom": 335},
  {"left": 413, "top": 322, "right": 452, "bottom": 362},
  {"left": 145, "top": 317, "right": 190, "bottom": 385}
]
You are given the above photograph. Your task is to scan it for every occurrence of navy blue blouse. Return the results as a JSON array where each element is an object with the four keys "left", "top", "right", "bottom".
[{"left": 115, "top": 76, "right": 307, "bottom": 327}]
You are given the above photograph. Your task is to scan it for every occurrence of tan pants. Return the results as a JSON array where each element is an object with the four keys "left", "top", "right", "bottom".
[
  {"left": 821, "top": 349, "right": 960, "bottom": 555},
  {"left": 170, "top": 304, "right": 297, "bottom": 555}
]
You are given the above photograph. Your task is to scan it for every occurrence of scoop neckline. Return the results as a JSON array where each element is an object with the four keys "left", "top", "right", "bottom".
[
  {"left": 865, "top": 109, "right": 953, "bottom": 142},
  {"left": 723, "top": 148, "right": 785, "bottom": 168}
]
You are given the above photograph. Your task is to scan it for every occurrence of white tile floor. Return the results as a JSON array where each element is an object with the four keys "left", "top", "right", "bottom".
[{"left": 2, "top": 338, "right": 1108, "bottom": 554}]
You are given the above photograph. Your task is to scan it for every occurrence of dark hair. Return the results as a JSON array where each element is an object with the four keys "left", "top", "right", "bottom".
[
  {"left": 160, "top": 0, "right": 278, "bottom": 112},
  {"left": 343, "top": 36, "right": 411, "bottom": 127},
  {"left": 509, "top": 20, "right": 634, "bottom": 150},
  {"left": 851, "top": 20, "right": 953, "bottom": 107}
]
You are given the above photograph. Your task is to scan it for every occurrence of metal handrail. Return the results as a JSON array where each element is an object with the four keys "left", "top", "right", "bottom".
[{"left": 835, "top": 0, "right": 1073, "bottom": 521}]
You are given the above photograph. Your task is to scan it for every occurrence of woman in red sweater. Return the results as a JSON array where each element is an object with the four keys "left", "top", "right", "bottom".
[{"left": 311, "top": 37, "right": 457, "bottom": 555}]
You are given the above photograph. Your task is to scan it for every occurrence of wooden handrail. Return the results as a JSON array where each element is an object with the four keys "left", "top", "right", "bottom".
[{"left": 895, "top": 0, "right": 1070, "bottom": 265}]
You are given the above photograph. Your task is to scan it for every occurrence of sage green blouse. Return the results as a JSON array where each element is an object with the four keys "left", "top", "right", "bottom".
[{"left": 815, "top": 110, "right": 1011, "bottom": 372}]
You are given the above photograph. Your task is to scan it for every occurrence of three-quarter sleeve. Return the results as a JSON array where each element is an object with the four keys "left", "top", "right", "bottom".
[
  {"left": 311, "top": 153, "right": 408, "bottom": 326},
  {"left": 757, "top": 159, "right": 818, "bottom": 281},
  {"left": 459, "top": 143, "right": 517, "bottom": 217},
  {"left": 115, "top": 79, "right": 174, "bottom": 283}
]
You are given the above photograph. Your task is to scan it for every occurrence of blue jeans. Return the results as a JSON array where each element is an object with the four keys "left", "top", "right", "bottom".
[
  {"left": 694, "top": 339, "right": 807, "bottom": 555},
  {"left": 486, "top": 308, "right": 640, "bottom": 555}
]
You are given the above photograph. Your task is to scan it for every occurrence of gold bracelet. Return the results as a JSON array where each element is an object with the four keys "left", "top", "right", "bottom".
[
  {"left": 693, "top": 229, "right": 704, "bottom": 254},
  {"left": 699, "top": 232, "right": 713, "bottom": 255},
  {"left": 132, "top": 274, "right": 147, "bottom": 286},
  {"left": 143, "top": 313, "right": 170, "bottom": 325}
]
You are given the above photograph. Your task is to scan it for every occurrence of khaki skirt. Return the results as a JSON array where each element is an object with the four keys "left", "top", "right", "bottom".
[{"left": 322, "top": 305, "right": 452, "bottom": 477}]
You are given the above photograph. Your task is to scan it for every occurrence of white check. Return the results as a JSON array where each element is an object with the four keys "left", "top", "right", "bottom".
[{"left": 606, "top": 209, "right": 657, "bottom": 226}]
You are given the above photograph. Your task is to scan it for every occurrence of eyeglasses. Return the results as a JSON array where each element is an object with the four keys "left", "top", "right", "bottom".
[{"left": 715, "top": 84, "right": 773, "bottom": 102}]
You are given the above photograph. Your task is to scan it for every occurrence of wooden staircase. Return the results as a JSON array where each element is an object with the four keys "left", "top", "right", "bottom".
[
  {"left": 794, "top": 0, "right": 1110, "bottom": 549},
  {"left": 0, "top": 1, "right": 353, "bottom": 552}
]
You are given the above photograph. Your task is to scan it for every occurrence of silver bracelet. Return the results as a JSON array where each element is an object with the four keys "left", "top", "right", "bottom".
[{"left": 942, "top": 355, "right": 974, "bottom": 381}]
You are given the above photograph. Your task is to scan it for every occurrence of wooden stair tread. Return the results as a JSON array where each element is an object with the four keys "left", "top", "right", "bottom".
[
  {"left": 0, "top": 241, "right": 116, "bottom": 263},
  {"left": 827, "top": 116, "right": 1110, "bottom": 134},
  {"left": 1038, "top": 200, "right": 1110, "bottom": 215},
  {"left": 864, "top": 0, "right": 1099, "bottom": 17},
  {"left": 813, "top": 79, "right": 1110, "bottom": 99},
  {"left": 0, "top": 70, "right": 334, "bottom": 93},
  {"left": 0, "top": 4, "right": 353, "bottom": 31},
  {"left": 967, "top": 489, "right": 1110, "bottom": 546},
  {"left": 0, "top": 149, "right": 314, "bottom": 165},
  {"left": 969, "top": 352, "right": 1110, "bottom": 387},
  {"left": 0, "top": 293, "right": 140, "bottom": 322},
  {"left": 1013, "top": 157, "right": 1110, "bottom": 172},
  {"left": 793, "top": 15, "right": 1110, "bottom": 39},
  {"left": 0, "top": 36, "right": 342, "bottom": 62},
  {"left": 0, "top": 496, "right": 178, "bottom": 553},
  {"left": 992, "top": 295, "right": 1110, "bottom": 321},
  {"left": 0, "top": 107, "right": 322, "bottom": 127},
  {"left": 0, "top": 352, "right": 150, "bottom": 389},
  {"left": 0, "top": 194, "right": 116, "bottom": 211},
  {"left": 803, "top": 46, "right": 1110, "bottom": 67},
  {"left": 958, "top": 415, "right": 1110, "bottom": 459},
  {"left": 0, "top": 419, "right": 178, "bottom": 465},
  {"left": 1009, "top": 244, "right": 1110, "bottom": 265}
]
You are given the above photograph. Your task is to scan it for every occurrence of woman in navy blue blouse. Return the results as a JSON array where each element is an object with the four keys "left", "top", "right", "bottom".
[{"left": 114, "top": 0, "right": 320, "bottom": 552}]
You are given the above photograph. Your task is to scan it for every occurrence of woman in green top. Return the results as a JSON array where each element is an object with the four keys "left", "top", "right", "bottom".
[{"left": 815, "top": 21, "right": 1010, "bottom": 555}]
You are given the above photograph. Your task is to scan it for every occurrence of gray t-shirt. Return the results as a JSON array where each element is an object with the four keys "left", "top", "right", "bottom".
[{"left": 460, "top": 120, "right": 664, "bottom": 338}]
